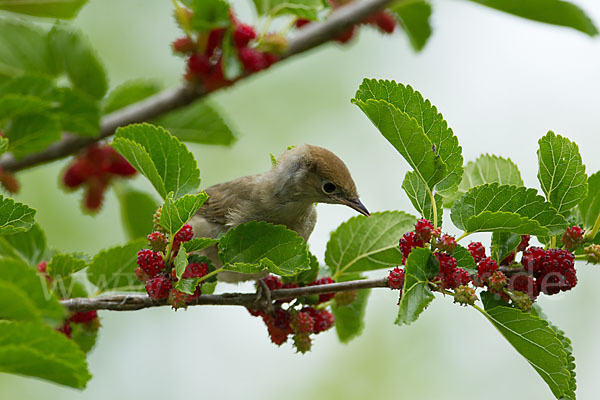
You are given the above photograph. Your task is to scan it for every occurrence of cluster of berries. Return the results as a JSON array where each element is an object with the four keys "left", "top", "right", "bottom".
[
  {"left": 248, "top": 274, "right": 336, "bottom": 353},
  {"left": 37, "top": 261, "right": 101, "bottom": 338},
  {"left": 391, "top": 219, "right": 471, "bottom": 300},
  {"left": 173, "top": 9, "right": 279, "bottom": 90},
  {"left": 62, "top": 144, "right": 136, "bottom": 212},
  {"left": 470, "top": 230, "right": 580, "bottom": 310},
  {"left": 135, "top": 223, "right": 211, "bottom": 309},
  {"left": 296, "top": 1, "right": 397, "bottom": 43}
]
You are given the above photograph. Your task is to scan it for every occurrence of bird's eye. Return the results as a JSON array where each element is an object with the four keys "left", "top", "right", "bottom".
[{"left": 322, "top": 182, "right": 336, "bottom": 194}]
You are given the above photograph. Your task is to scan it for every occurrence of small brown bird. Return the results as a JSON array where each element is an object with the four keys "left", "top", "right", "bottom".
[{"left": 189, "top": 144, "right": 369, "bottom": 282}]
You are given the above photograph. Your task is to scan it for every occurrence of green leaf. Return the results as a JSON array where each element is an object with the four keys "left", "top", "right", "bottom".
[
  {"left": 71, "top": 323, "right": 98, "bottom": 354},
  {"left": 46, "top": 253, "right": 87, "bottom": 279},
  {"left": 0, "top": 0, "right": 88, "bottom": 19},
  {"left": 452, "top": 244, "right": 477, "bottom": 274},
  {"left": 175, "top": 278, "right": 199, "bottom": 295},
  {"left": 390, "top": 1, "right": 432, "bottom": 51},
  {"left": 0, "top": 195, "right": 36, "bottom": 235},
  {"left": 6, "top": 113, "right": 61, "bottom": 158},
  {"left": 402, "top": 171, "right": 443, "bottom": 225},
  {"left": 467, "top": 0, "right": 598, "bottom": 36},
  {"left": 332, "top": 288, "right": 370, "bottom": 343},
  {"left": 265, "top": 0, "right": 324, "bottom": 20},
  {"left": 174, "top": 247, "right": 189, "bottom": 281},
  {"left": 451, "top": 183, "right": 568, "bottom": 235},
  {"left": 0, "top": 321, "right": 91, "bottom": 389},
  {"left": 184, "top": 237, "right": 219, "bottom": 253},
  {"left": 446, "top": 154, "right": 524, "bottom": 207},
  {"left": 0, "top": 73, "right": 55, "bottom": 97},
  {"left": 0, "top": 20, "right": 57, "bottom": 79},
  {"left": 0, "top": 136, "right": 8, "bottom": 155},
  {"left": 201, "top": 280, "right": 217, "bottom": 294},
  {"left": 396, "top": 247, "right": 439, "bottom": 326},
  {"left": 479, "top": 302, "right": 575, "bottom": 399},
  {"left": 0, "top": 94, "right": 51, "bottom": 120},
  {"left": 218, "top": 221, "right": 310, "bottom": 276},
  {"left": 0, "top": 223, "right": 46, "bottom": 265},
  {"left": 579, "top": 171, "right": 600, "bottom": 229},
  {"left": 221, "top": 28, "right": 244, "bottom": 81},
  {"left": 115, "top": 185, "right": 159, "bottom": 240},
  {"left": 53, "top": 87, "right": 100, "bottom": 137},
  {"left": 103, "top": 79, "right": 161, "bottom": 114},
  {"left": 153, "top": 99, "right": 236, "bottom": 146},
  {"left": 48, "top": 26, "right": 107, "bottom": 99},
  {"left": 186, "top": 0, "right": 231, "bottom": 31},
  {"left": 160, "top": 192, "right": 208, "bottom": 235},
  {"left": 325, "top": 211, "right": 416, "bottom": 280},
  {"left": 0, "top": 258, "right": 65, "bottom": 323},
  {"left": 491, "top": 232, "right": 521, "bottom": 263},
  {"left": 86, "top": 238, "right": 147, "bottom": 293},
  {"left": 353, "top": 79, "right": 456, "bottom": 192},
  {"left": 537, "top": 131, "right": 588, "bottom": 214},
  {"left": 112, "top": 123, "right": 201, "bottom": 199}
]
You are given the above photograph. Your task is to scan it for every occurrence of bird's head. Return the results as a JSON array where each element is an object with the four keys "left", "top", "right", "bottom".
[{"left": 274, "top": 145, "right": 370, "bottom": 216}]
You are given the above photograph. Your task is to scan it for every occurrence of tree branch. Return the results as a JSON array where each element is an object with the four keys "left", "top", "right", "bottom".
[
  {"left": 60, "top": 277, "right": 390, "bottom": 312},
  {"left": 0, "top": 0, "right": 397, "bottom": 173}
]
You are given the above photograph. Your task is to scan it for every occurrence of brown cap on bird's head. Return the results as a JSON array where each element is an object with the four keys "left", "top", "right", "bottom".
[{"left": 304, "top": 145, "right": 369, "bottom": 216}]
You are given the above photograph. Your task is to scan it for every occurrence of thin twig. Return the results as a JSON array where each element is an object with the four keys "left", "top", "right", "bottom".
[
  {"left": 0, "top": 0, "right": 397, "bottom": 172},
  {"left": 60, "top": 277, "right": 390, "bottom": 312}
]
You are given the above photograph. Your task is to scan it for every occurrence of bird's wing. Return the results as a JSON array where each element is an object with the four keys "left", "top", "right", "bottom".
[{"left": 197, "top": 175, "right": 257, "bottom": 226}]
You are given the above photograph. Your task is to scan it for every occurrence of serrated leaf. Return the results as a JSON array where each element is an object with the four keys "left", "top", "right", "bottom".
[
  {"left": 479, "top": 302, "right": 575, "bottom": 399},
  {"left": 0, "top": 321, "right": 91, "bottom": 389},
  {"left": 261, "top": 0, "right": 324, "bottom": 20},
  {"left": 160, "top": 192, "right": 208, "bottom": 235},
  {"left": 103, "top": 79, "right": 161, "bottom": 114},
  {"left": 0, "top": 20, "right": 57, "bottom": 79},
  {"left": 579, "top": 171, "right": 600, "bottom": 230},
  {"left": 353, "top": 79, "right": 453, "bottom": 192},
  {"left": 537, "top": 131, "right": 588, "bottom": 214},
  {"left": 0, "top": 195, "right": 36, "bottom": 235},
  {"left": 174, "top": 247, "right": 188, "bottom": 281},
  {"left": 396, "top": 247, "right": 438, "bottom": 326},
  {"left": 452, "top": 244, "right": 477, "bottom": 274},
  {"left": 53, "top": 87, "right": 100, "bottom": 137},
  {"left": 491, "top": 232, "right": 521, "bottom": 263},
  {"left": 115, "top": 185, "right": 159, "bottom": 240},
  {"left": 325, "top": 211, "right": 416, "bottom": 280},
  {"left": 0, "top": 0, "right": 88, "bottom": 19},
  {"left": 186, "top": 0, "right": 231, "bottom": 31},
  {"left": 48, "top": 26, "right": 107, "bottom": 99},
  {"left": 153, "top": 100, "right": 236, "bottom": 146},
  {"left": 451, "top": 183, "right": 568, "bottom": 235},
  {"left": 0, "top": 258, "right": 64, "bottom": 323},
  {"left": 46, "top": 253, "right": 87, "bottom": 279},
  {"left": 446, "top": 154, "right": 524, "bottom": 207},
  {"left": 0, "top": 137, "right": 8, "bottom": 155},
  {"left": 112, "top": 123, "right": 201, "bottom": 200},
  {"left": 184, "top": 237, "right": 219, "bottom": 253},
  {"left": 201, "top": 280, "right": 217, "bottom": 294},
  {"left": 0, "top": 73, "right": 55, "bottom": 98},
  {"left": 0, "top": 223, "right": 46, "bottom": 265},
  {"left": 0, "top": 94, "right": 51, "bottom": 120},
  {"left": 6, "top": 113, "right": 61, "bottom": 158},
  {"left": 390, "top": 1, "right": 432, "bottom": 51},
  {"left": 86, "top": 238, "right": 147, "bottom": 293},
  {"left": 175, "top": 278, "right": 199, "bottom": 295},
  {"left": 70, "top": 322, "right": 98, "bottom": 354},
  {"left": 332, "top": 288, "right": 370, "bottom": 343},
  {"left": 468, "top": 0, "right": 598, "bottom": 36},
  {"left": 402, "top": 171, "right": 443, "bottom": 225},
  {"left": 218, "top": 221, "right": 309, "bottom": 276}
]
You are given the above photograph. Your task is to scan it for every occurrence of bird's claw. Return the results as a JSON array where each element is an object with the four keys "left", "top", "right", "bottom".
[{"left": 255, "top": 279, "right": 273, "bottom": 314}]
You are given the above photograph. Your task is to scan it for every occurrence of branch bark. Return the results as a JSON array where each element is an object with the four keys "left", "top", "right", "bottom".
[
  {"left": 60, "top": 277, "right": 390, "bottom": 312},
  {"left": 0, "top": 0, "right": 397, "bottom": 173}
]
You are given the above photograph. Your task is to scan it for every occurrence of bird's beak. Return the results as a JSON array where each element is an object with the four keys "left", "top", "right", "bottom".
[{"left": 340, "top": 198, "right": 370, "bottom": 217}]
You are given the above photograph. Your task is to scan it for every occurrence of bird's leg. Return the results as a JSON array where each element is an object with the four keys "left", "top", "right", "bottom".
[{"left": 255, "top": 279, "right": 273, "bottom": 314}]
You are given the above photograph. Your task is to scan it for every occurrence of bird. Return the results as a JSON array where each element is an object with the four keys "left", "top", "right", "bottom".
[{"left": 189, "top": 144, "right": 369, "bottom": 282}]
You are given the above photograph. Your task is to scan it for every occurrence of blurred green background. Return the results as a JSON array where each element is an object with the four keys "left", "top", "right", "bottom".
[{"left": 2, "top": 0, "right": 600, "bottom": 398}]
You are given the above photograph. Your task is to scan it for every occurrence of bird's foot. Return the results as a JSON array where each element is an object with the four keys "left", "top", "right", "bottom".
[{"left": 255, "top": 279, "right": 273, "bottom": 314}]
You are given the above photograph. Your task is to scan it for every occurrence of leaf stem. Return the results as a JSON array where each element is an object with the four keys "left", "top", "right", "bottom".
[
  {"left": 455, "top": 231, "right": 470, "bottom": 242},
  {"left": 197, "top": 267, "right": 225, "bottom": 284},
  {"left": 585, "top": 213, "right": 600, "bottom": 241},
  {"left": 550, "top": 236, "right": 557, "bottom": 249}
]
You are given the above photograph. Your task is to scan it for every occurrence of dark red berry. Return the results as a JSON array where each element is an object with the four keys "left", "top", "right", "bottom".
[
  {"left": 335, "top": 25, "right": 356, "bottom": 43},
  {"left": 562, "top": 226, "right": 585, "bottom": 251},
  {"left": 84, "top": 177, "right": 107, "bottom": 212},
  {"left": 295, "top": 18, "right": 311, "bottom": 28},
  {"left": 517, "top": 235, "right": 530, "bottom": 252},
  {"left": 414, "top": 219, "right": 434, "bottom": 242},
  {"left": 70, "top": 310, "right": 98, "bottom": 324},
  {"left": 477, "top": 257, "right": 498, "bottom": 282},
  {"left": 262, "top": 275, "right": 283, "bottom": 291},
  {"left": 37, "top": 261, "right": 47, "bottom": 274},
  {"left": 0, "top": 169, "right": 19, "bottom": 193},
  {"left": 451, "top": 268, "right": 471, "bottom": 287},
  {"left": 205, "top": 28, "right": 226, "bottom": 57},
  {"left": 57, "top": 321, "right": 72, "bottom": 338},
  {"left": 187, "top": 53, "right": 211, "bottom": 76},
  {"left": 305, "top": 308, "right": 334, "bottom": 334},
  {"left": 291, "top": 311, "right": 315, "bottom": 334},
  {"left": 238, "top": 47, "right": 269, "bottom": 72},
  {"left": 136, "top": 249, "right": 165, "bottom": 278},
  {"left": 310, "top": 277, "right": 336, "bottom": 303},
  {"left": 435, "top": 252, "right": 457, "bottom": 275},
  {"left": 233, "top": 23, "right": 256, "bottom": 47},
  {"left": 399, "top": 231, "right": 424, "bottom": 260},
  {"left": 147, "top": 232, "right": 167, "bottom": 252},
  {"left": 468, "top": 242, "right": 486, "bottom": 263},
  {"left": 436, "top": 234, "right": 457, "bottom": 253},
  {"left": 509, "top": 274, "right": 538, "bottom": 300},
  {"left": 172, "top": 37, "right": 195, "bottom": 53},
  {"left": 388, "top": 267, "right": 405, "bottom": 290},
  {"left": 182, "top": 262, "right": 209, "bottom": 279},
  {"left": 500, "top": 252, "right": 516, "bottom": 266},
  {"left": 174, "top": 224, "right": 194, "bottom": 245},
  {"left": 145, "top": 276, "right": 172, "bottom": 300},
  {"left": 372, "top": 11, "right": 396, "bottom": 33},
  {"left": 521, "top": 246, "right": 546, "bottom": 276}
]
